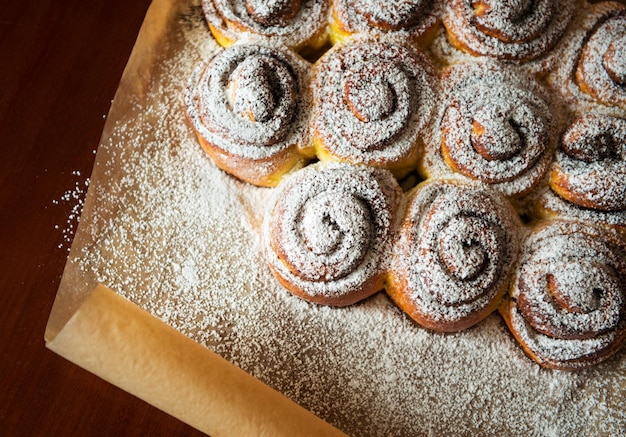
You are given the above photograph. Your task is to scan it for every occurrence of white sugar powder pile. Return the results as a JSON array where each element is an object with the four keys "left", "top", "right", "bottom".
[{"left": 60, "top": 3, "right": 626, "bottom": 436}]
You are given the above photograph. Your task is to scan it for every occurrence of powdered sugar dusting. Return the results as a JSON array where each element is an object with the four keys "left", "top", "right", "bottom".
[
  {"left": 58, "top": 1, "right": 626, "bottom": 435},
  {"left": 186, "top": 41, "right": 312, "bottom": 160},
  {"left": 313, "top": 38, "right": 437, "bottom": 171},
  {"left": 264, "top": 162, "right": 401, "bottom": 302},
  {"left": 53, "top": 171, "right": 91, "bottom": 253},
  {"left": 546, "top": 1, "right": 626, "bottom": 116},
  {"left": 506, "top": 220, "right": 626, "bottom": 369},
  {"left": 575, "top": 12, "right": 626, "bottom": 108},
  {"left": 551, "top": 113, "right": 626, "bottom": 212},
  {"left": 202, "top": 0, "right": 329, "bottom": 49},
  {"left": 443, "top": 0, "right": 575, "bottom": 62},
  {"left": 390, "top": 179, "right": 520, "bottom": 328},
  {"left": 421, "top": 61, "right": 559, "bottom": 199},
  {"left": 331, "top": 0, "right": 442, "bottom": 41}
]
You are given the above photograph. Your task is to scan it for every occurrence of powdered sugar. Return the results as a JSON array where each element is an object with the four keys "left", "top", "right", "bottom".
[
  {"left": 506, "top": 220, "right": 626, "bottom": 369},
  {"left": 331, "top": 0, "right": 442, "bottom": 42},
  {"left": 551, "top": 113, "right": 626, "bottom": 212},
  {"left": 313, "top": 38, "right": 437, "bottom": 171},
  {"left": 263, "top": 162, "right": 400, "bottom": 302},
  {"left": 546, "top": 1, "right": 626, "bottom": 115},
  {"left": 53, "top": 171, "right": 91, "bottom": 252},
  {"left": 421, "top": 61, "right": 559, "bottom": 199},
  {"left": 443, "top": 0, "right": 575, "bottom": 62},
  {"left": 57, "top": 1, "right": 626, "bottom": 435},
  {"left": 575, "top": 12, "right": 626, "bottom": 108},
  {"left": 202, "top": 0, "right": 329, "bottom": 49},
  {"left": 390, "top": 179, "right": 519, "bottom": 328},
  {"left": 187, "top": 42, "right": 312, "bottom": 160}
]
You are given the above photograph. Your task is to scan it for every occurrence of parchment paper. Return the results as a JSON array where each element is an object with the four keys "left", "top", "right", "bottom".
[{"left": 45, "top": 1, "right": 626, "bottom": 436}]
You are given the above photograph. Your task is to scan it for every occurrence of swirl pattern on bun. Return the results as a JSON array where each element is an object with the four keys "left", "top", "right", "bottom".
[
  {"left": 575, "top": 5, "right": 626, "bottom": 109},
  {"left": 500, "top": 220, "right": 626, "bottom": 370},
  {"left": 388, "top": 179, "right": 520, "bottom": 332},
  {"left": 330, "top": 0, "right": 442, "bottom": 45},
  {"left": 552, "top": 114, "right": 626, "bottom": 212},
  {"left": 202, "top": 0, "right": 330, "bottom": 52},
  {"left": 186, "top": 42, "right": 314, "bottom": 187},
  {"left": 422, "top": 62, "right": 557, "bottom": 199},
  {"left": 443, "top": 0, "right": 576, "bottom": 63},
  {"left": 312, "top": 39, "right": 438, "bottom": 177},
  {"left": 539, "top": 113, "right": 626, "bottom": 233},
  {"left": 263, "top": 162, "right": 402, "bottom": 306}
]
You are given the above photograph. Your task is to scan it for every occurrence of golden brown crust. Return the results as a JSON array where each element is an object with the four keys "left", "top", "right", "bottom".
[
  {"left": 185, "top": 42, "right": 314, "bottom": 187},
  {"left": 263, "top": 162, "right": 402, "bottom": 306},
  {"left": 202, "top": 0, "right": 330, "bottom": 53},
  {"left": 423, "top": 61, "right": 557, "bottom": 200},
  {"left": 312, "top": 38, "right": 438, "bottom": 178},
  {"left": 387, "top": 179, "right": 520, "bottom": 332},
  {"left": 443, "top": 0, "right": 577, "bottom": 63},
  {"left": 189, "top": 1, "right": 626, "bottom": 373},
  {"left": 550, "top": 114, "right": 626, "bottom": 212},
  {"left": 500, "top": 220, "right": 626, "bottom": 370},
  {"left": 329, "top": 0, "right": 442, "bottom": 46},
  {"left": 575, "top": 5, "right": 626, "bottom": 109}
]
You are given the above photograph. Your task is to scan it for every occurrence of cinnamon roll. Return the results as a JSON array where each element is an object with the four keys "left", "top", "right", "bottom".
[
  {"left": 263, "top": 162, "right": 402, "bottom": 306},
  {"left": 421, "top": 62, "right": 557, "bottom": 199},
  {"left": 312, "top": 39, "right": 438, "bottom": 178},
  {"left": 185, "top": 42, "right": 314, "bottom": 187},
  {"left": 387, "top": 179, "right": 520, "bottom": 332},
  {"left": 575, "top": 4, "right": 626, "bottom": 110},
  {"left": 202, "top": 0, "right": 330, "bottom": 53},
  {"left": 547, "top": 1, "right": 626, "bottom": 113},
  {"left": 500, "top": 220, "right": 626, "bottom": 370},
  {"left": 329, "top": 0, "right": 442, "bottom": 46},
  {"left": 442, "top": 0, "right": 576, "bottom": 64},
  {"left": 538, "top": 113, "right": 626, "bottom": 233}
]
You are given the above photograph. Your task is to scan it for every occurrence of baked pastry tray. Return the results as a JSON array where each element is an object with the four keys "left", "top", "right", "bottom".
[{"left": 45, "top": 0, "right": 626, "bottom": 435}]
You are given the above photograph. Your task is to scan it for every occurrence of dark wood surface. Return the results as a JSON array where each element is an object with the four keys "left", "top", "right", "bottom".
[{"left": 0, "top": 1, "right": 205, "bottom": 435}]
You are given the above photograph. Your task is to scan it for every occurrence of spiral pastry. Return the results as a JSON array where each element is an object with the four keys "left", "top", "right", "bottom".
[
  {"left": 387, "top": 179, "right": 520, "bottom": 332},
  {"left": 500, "top": 220, "right": 626, "bottom": 370},
  {"left": 263, "top": 162, "right": 402, "bottom": 306},
  {"left": 575, "top": 4, "right": 626, "bottom": 110},
  {"left": 552, "top": 114, "right": 626, "bottom": 210},
  {"left": 202, "top": 0, "right": 330, "bottom": 53},
  {"left": 330, "top": 0, "right": 442, "bottom": 45},
  {"left": 185, "top": 43, "right": 314, "bottom": 187},
  {"left": 423, "top": 62, "right": 556, "bottom": 198},
  {"left": 312, "top": 39, "right": 438, "bottom": 177},
  {"left": 443, "top": 0, "right": 576, "bottom": 63},
  {"left": 539, "top": 114, "right": 626, "bottom": 233}
]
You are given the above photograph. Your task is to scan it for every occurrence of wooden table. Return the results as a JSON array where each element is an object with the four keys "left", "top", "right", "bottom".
[{"left": 0, "top": 1, "right": 205, "bottom": 434}]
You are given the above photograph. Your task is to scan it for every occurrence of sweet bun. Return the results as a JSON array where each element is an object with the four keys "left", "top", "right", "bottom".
[
  {"left": 185, "top": 42, "right": 314, "bottom": 187},
  {"left": 312, "top": 38, "right": 438, "bottom": 178},
  {"left": 329, "top": 0, "right": 442, "bottom": 46},
  {"left": 575, "top": 4, "right": 626, "bottom": 110},
  {"left": 186, "top": 1, "right": 626, "bottom": 371},
  {"left": 420, "top": 61, "right": 558, "bottom": 200},
  {"left": 263, "top": 162, "right": 402, "bottom": 306},
  {"left": 387, "top": 179, "right": 520, "bottom": 332},
  {"left": 500, "top": 220, "right": 626, "bottom": 370},
  {"left": 539, "top": 113, "right": 626, "bottom": 234},
  {"left": 443, "top": 0, "right": 577, "bottom": 64},
  {"left": 202, "top": 0, "right": 330, "bottom": 55}
]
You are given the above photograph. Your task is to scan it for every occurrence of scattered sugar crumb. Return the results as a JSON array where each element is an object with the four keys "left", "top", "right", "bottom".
[{"left": 55, "top": 2, "right": 626, "bottom": 436}]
